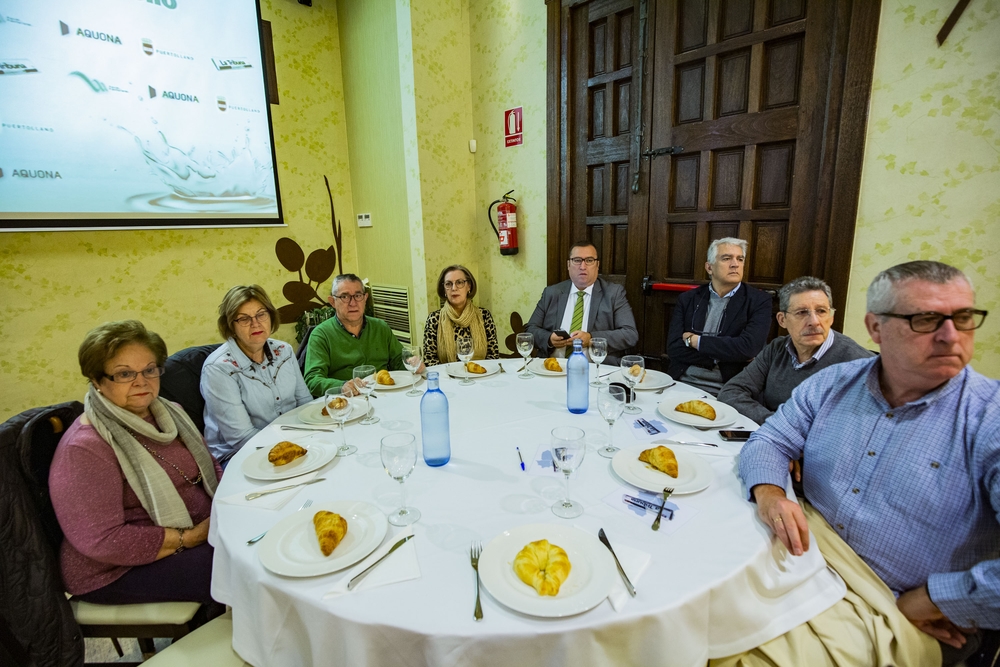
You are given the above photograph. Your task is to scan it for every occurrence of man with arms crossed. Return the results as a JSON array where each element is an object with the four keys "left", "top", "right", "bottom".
[
  {"left": 525, "top": 242, "right": 638, "bottom": 364},
  {"left": 304, "top": 274, "right": 422, "bottom": 397},
  {"left": 719, "top": 261, "right": 998, "bottom": 667},
  {"left": 667, "top": 238, "right": 772, "bottom": 396},
  {"left": 718, "top": 276, "right": 872, "bottom": 425}
]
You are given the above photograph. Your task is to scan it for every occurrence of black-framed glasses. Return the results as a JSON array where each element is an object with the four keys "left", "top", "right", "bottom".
[
  {"left": 103, "top": 366, "right": 165, "bottom": 384},
  {"left": 444, "top": 279, "right": 469, "bottom": 290},
  {"left": 233, "top": 310, "right": 270, "bottom": 327},
  {"left": 569, "top": 257, "right": 598, "bottom": 266},
  {"left": 878, "top": 309, "right": 987, "bottom": 333},
  {"left": 333, "top": 293, "right": 366, "bottom": 304}
]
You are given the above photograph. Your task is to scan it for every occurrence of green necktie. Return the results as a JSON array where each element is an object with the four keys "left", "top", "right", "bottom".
[{"left": 570, "top": 290, "right": 585, "bottom": 332}]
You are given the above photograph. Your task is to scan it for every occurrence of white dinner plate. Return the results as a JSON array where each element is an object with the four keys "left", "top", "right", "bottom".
[
  {"left": 528, "top": 358, "right": 566, "bottom": 376},
  {"left": 241, "top": 443, "right": 338, "bottom": 481},
  {"left": 611, "top": 443, "right": 714, "bottom": 495},
  {"left": 656, "top": 395, "right": 737, "bottom": 428},
  {"left": 258, "top": 500, "right": 388, "bottom": 577},
  {"left": 443, "top": 360, "right": 501, "bottom": 379},
  {"left": 613, "top": 368, "right": 674, "bottom": 390},
  {"left": 298, "top": 397, "right": 369, "bottom": 426},
  {"left": 371, "top": 370, "right": 420, "bottom": 390},
  {"left": 478, "top": 523, "right": 616, "bottom": 618}
]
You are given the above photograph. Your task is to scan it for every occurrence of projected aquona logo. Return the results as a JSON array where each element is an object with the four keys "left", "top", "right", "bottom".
[
  {"left": 5, "top": 169, "right": 63, "bottom": 179},
  {"left": 147, "top": 86, "right": 199, "bottom": 103},
  {"left": 0, "top": 59, "right": 39, "bottom": 75},
  {"left": 141, "top": 0, "right": 178, "bottom": 9},
  {"left": 60, "top": 21, "right": 123, "bottom": 45}
]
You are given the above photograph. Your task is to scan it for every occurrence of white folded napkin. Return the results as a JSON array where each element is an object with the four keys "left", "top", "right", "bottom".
[
  {"left": 605, "top": 540, "right": 652, "bottom": 612},
  {"left": 217, "top": 470, "right": 320, "bottom": 511},
  {"left": 324, "top": 526, "right": 420, "bottom": 598}
]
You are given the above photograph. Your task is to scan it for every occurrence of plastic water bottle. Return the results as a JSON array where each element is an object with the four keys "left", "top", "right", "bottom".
[
  {"left": 420, "top": 371, "right": 451, "bottom": 466},
  {"left": 567, "top": 339, "right": 589, "bottom": 414}
]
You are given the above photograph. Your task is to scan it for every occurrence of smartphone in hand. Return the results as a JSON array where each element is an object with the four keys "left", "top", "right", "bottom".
[{"left": 554, "top": 330, "right": 571, "bottom": 340}]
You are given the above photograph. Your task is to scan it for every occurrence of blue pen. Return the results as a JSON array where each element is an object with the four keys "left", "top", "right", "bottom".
[{"left": 516, "top": 447, "right": 525, "bottom": 471}]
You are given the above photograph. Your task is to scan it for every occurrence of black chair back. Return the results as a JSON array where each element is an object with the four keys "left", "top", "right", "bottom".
[
  {"left": 297, "top": 326, "right": 316, "bottom": 376},
  {"left": 159, "top": 344, "right": 220, "bottom": 434}
]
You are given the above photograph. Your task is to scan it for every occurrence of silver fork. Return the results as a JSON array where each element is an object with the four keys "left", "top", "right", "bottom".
[
  {"left": 651, "top": 488, "right": 674, "bottom": 531},
  {"left": 655, "top": 382, "right": 677, "bottom": 395},
  {"left": 246, "top": 499, "right": 313, "bottom": 545},
  {"left": 470, "top": 541, "right": 483, "bottom": 621}
]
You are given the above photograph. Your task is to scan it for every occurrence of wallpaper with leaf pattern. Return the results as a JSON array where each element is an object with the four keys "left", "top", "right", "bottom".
[
  {"left": 0, "top": 0, "right": 358, "bottom": 419},
  {"left": 842, "top": 0, "right": 999, "bottom": 378}
]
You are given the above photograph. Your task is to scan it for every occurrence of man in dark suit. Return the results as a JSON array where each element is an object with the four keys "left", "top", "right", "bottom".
[
  {"left": 525, "top": 242, "right": 638, "bottom": 364},
  {"left": 667, "top": 237, "right": 772, "bottom": 395}
]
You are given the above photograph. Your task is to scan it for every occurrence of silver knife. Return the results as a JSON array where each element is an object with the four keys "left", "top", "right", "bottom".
[
  {"left": 597, "top": 528, "right": 636, "bottom": 597},
  {"left": 281, "top": 425, "right": 336, "bottom": 432},
  {"left": 245, "top": 477, "right": 325, "bottom": 500},
  {"left": 348, "top": 534, "right": 414, "bottom": 590}
]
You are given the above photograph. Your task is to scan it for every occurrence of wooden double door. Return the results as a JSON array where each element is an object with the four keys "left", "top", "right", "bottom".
[{"left": 546, "top": 0, "right": 881, "bottom": 364}]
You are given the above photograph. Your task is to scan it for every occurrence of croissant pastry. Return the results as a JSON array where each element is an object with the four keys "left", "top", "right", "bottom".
[
  {"left": 321, "top": 396, "right": 349, "bottom": 416},
  {"left": 513, "top": 539, "right": 572, "bottom": 596},
  {"left": 639, "top": 445, "right": 679, "bottom": 478},
  {"left": 543, "top": 358, "right": 562, "bottom": 372},
  {"left": 268, "top": 441, "right": 308, "bottom": 466},
  {"left": 313, "top": 511, "right": 348, "bottom": 556},
  {"left": 675, "top": 399, "right": 716, "bottom": 421},
  {"left": 465, "top": 361, "right": 487, "bottom": 374},
  {"left": 376, "top": 369, "right": 395, "bottom": 385}
]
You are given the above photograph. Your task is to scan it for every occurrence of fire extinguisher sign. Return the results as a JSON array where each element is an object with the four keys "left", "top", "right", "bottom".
[{"left": 504, "top": 107, "right": 523, "bottom": 147}]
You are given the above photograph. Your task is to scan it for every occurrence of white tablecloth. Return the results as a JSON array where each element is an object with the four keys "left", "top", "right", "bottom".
[{"left": 210, "top": 361, "right": 845, "bottom": 667}]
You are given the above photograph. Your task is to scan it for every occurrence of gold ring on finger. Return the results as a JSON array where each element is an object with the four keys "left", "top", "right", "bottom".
[{"left": 773, "top": 516, "right": 783, "bottom": 523}]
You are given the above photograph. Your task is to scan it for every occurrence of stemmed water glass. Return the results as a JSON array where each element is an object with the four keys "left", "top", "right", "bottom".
[
  {"left": 380, "top": 433, "right": 420, "bottom": 526},
  {"left": 550, "top": 426, "right": 587, "bottom": 519},
  {"left": 590, "top": 337, "right": 608, "bottom": 387},
  {"left": 402, "top": 344, "right": 423, "bottom": 397},
  {"left": 620, "top": 355, "right": 644, "bottom": 415},
  {"left": 353, "top": 364, "right": 379, "bottom": 425},
  {"left": 516, "top": 332, "right": 534, "bottom": 379},
  {"left": 597, "top": 385, "right": 626, "bottom": 458},
  {"left": 324, "top": 389, "right": 357, "bottom": 456},
  {"left": 457, "top": 337, "right": 474, "bottom": 386}
]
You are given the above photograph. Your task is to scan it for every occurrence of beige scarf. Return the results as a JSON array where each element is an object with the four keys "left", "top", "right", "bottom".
[
  {"left": 84, "top": 385, "right": 219, "bottom": 529},
  {"left": 437, "top": 302, "right": 488, "bottom": 362}
]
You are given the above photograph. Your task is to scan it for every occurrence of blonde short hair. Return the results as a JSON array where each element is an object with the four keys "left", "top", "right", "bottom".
[
  {"left": 79, "top": 320, "right": 167, "bottom": 382},
  {"left": 217, "top": 285, "right": 280, "bottom": 340}
]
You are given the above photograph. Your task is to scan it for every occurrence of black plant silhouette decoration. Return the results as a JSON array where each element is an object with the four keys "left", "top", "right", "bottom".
[{"left": 274, "top": 176, "right": 344, "bottom": 323}]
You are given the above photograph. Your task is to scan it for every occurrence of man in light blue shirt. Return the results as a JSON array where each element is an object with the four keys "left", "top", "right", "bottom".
[{"left": 737, "top": 261, "right": 998, "bottom": 666}]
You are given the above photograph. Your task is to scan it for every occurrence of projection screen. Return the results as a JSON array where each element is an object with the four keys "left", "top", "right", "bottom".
[{"left": 0, "top": 0, "right": 283, "bottom": 231}]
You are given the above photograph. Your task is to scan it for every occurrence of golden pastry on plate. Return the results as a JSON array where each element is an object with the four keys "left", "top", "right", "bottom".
[
  {"left": 513, "top": 539, "right": 572, "bottom": 596},
  {"left": 639, "top": 445, "right": 679, "bottom": 478},
  {"left": 674, "top": 399, "right": 716, "bottom": 421},
  {"left": 321, "top": 396, "right": 349, "bottom": 416},
  {"left": 376, "top": 369, "right": 395, "bottom": 385},
  {"left": 543, "top": 358, "right": 562, "bottom": 372},
  {"left": 313, "top": 511, "right": 348, "bottom": 556},
  {"left": 465, "top": 361, "right": 487, "bottom": 374},
  {"left": 268, "top": 441, "right": 308, "bottom": 466}
]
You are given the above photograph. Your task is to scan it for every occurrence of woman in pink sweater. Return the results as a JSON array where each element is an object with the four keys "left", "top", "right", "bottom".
[{"left": 50, "top": 320, "right": 222, "bottom": 607}]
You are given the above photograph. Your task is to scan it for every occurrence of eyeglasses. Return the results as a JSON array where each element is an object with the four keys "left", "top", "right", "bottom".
[
  {"left": 333, "top": 293, "right": 366, "bottom": 304},
  {"left": 569, "top": 257, "right": 598, "bottom": 266},
  {"left": 233, "top": 310, "right": 271, "bottom": 327},
  {"left": 444, "top": 279, "right": 469, "bottom": 290},
  {"left": 784, "top": 308, "right": 835, "bottom": 320},
  {"left": 878, "top": 309, "right": 987, "bottom": 333},
  {"left": 103, "top": 366, "right": 165, "bottom": 384}
]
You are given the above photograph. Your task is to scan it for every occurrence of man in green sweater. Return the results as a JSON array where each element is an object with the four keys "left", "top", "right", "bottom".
[
  {"left": 717, "top": 276, "right": 873, "bottom": 425},
  {"left": 304, "top": 274, "right": 421, "bottom": 397}
]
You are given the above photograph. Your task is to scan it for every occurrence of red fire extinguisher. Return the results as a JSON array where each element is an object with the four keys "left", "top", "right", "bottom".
[{"left": 488, "top": 190, "right": 519, "bottom": 256}]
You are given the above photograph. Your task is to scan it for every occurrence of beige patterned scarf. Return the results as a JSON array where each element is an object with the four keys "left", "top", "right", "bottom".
[
  {"left": 437, "top": 303, "right": 488, "bottom": 362},
  {"left": 84, "top": 385, "right": 218, "bottom": 528}
]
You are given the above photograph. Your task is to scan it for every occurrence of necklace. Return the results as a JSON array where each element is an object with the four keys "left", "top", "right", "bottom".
[{"left": 138, "top": 440, "right": 203, "bottom": 486}]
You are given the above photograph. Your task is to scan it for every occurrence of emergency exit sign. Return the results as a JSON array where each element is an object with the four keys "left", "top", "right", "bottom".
[{"left": 504, "top": 107, "right": 522, "bottom": 147}]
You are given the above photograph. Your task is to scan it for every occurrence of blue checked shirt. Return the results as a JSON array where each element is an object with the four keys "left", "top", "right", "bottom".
[{"left": 739, "top": 357, "right": 1000, "bottom": 629}]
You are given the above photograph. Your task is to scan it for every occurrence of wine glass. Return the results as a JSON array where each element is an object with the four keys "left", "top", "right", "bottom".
[
  {"left": 550, "top": 426, "right": 587, "bottom": 519},
  {"left": 324, "top": 389, "right": 356, "bottom": 456},
  {"left": 516, "top": 332, "right": 534, "bottom": 379},
  {"left": 380, "top": 433, "right": 420, "bottom": 526},
  {"left": 590, "top": 337, "right": 608, "bottom": 387},
  {"left": 353, "top": 364, "right": 379, "bottom": 425},
  {"left": 457, "top": 337, "right": 474, "bottom": 386},
  {"left": 596, "top": 385, "right": 626, "bottom": 458},
  {"left": 620, "top": 355, "right": 644, "bottom": 414},
  {"left": 402, "top": 344, "right": 423, "bottom": 397}
]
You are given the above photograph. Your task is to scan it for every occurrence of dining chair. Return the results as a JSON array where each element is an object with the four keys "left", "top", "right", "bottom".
[
  {"left": 141, "top": 610, "right": 251, "bottom": 666},
  {"left": 0, "top": 402, "right": 201, "bottom": 667},
  {"left": 158, "top": 343, "right": 221, "bottom": 434}
]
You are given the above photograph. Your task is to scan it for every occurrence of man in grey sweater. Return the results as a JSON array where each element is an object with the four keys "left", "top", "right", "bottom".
[{"left": 718, "top": 277, "right": 872, "bottom": 425}]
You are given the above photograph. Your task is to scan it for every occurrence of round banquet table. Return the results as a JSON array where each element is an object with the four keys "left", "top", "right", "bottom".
[{"left": 209, "top": 360, "right": 845, "bottom": 667}]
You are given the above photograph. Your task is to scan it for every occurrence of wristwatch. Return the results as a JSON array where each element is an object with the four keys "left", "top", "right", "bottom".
[{"left": 684, "top": 336, "right": 691, "bottom": 348}]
